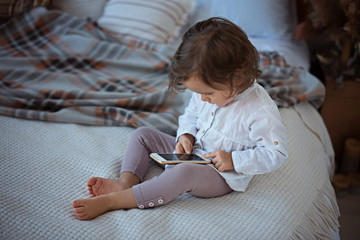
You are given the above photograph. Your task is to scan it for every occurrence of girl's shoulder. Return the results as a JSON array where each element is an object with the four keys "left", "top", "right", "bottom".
[
  {"left": 234, "top": 82, "right": 266, "bottom": 104},
  {"left": 232, "top": 83, "right": 279, "bottom": 116}
]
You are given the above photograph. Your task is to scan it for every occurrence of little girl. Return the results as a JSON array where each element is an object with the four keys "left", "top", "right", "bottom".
[{"left": 73, "top": 17, "right": 288, "bottom": 220}]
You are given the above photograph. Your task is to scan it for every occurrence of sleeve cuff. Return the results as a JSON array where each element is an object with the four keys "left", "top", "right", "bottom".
[{"left": 232, "top": 152, "right": 244, "bottom": 175}]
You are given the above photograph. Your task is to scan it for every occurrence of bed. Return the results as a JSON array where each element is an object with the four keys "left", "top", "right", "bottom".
[{"left": 0, "top": 0, "right": 340, "bottom": 239}]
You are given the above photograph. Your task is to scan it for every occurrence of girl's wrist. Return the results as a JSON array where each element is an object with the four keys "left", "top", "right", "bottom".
[{"left": 185, "top": 134, "right": 195, "bottom": 145}]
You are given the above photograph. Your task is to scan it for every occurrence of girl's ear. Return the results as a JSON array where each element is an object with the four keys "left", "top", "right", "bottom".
[
  {"left": 232, "top": 69, "right": 253, "bottom": 95},
  {"left": 233, "top": 69, "right": 244, "bottom": 84}
]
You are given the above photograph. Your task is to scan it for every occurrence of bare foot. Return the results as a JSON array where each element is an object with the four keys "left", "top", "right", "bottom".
[
  {"left": 73, "top": 189, "right": 137, "bottom": 220},
  {"left": 73, "top": 195, "right": 112, "bottom": 220},
  {"left": 87, "top": 173, "right": 140, "bottom": 197},
  {"left": 87, "top": 177, "right": 126, "bottom": 197}
]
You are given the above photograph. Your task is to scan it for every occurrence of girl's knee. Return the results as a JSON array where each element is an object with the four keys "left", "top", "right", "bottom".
[
  {"left": 131, "top": 127, "right": 157, "bottom": 141},
  {"left": 133, "top": 126, "right": 156, "bottom": 136},
  {"left": 129, "top": 127, "right": 175, "bottom": 154},
  {"left": 168, "top": 163, "right": 232, "bottom": 198},
  {"left": 167, "top": 163, "right": 197, "bottom": 182}
]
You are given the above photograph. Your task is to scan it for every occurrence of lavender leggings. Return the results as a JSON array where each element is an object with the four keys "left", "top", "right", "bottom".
[{"left": 120, "top": 127, "right": 233, "bottom": 209}]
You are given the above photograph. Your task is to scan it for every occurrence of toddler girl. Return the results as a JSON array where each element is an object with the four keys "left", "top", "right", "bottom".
[{"left": 73, "top": 17, "right": 288, "bottom": 220}]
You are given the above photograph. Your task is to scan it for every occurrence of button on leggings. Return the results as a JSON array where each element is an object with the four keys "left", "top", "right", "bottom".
[{"left": 120, "top": 127, "right": 233, "bottom": 209}]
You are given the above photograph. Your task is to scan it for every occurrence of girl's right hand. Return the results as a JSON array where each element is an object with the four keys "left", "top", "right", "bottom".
[{"left": 175, "top": 134, "right": 195, "bottom": 154}]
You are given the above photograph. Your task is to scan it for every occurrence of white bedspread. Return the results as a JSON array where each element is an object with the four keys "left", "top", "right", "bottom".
[{"left": 0, "top": 102, "right": 339, "bottom": 239}]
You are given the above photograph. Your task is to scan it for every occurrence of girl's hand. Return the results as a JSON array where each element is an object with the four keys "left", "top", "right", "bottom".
[
  {"left": 175, "top": 134, "right": 195, "bottom": 154},
  {"left": 202, "top": 151, "right": 234, "bottom": 172}
]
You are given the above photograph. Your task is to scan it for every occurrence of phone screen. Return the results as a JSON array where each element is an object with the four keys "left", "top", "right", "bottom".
[{"left": 158, "top": 153, "right": 205, "bottom": 161}]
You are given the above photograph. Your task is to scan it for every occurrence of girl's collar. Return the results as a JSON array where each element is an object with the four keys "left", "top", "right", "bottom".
[
  {"left": 217, "top": 82, "right": 257, "bottom": 108},
  {"left": 233, "top": 81, "right": 257, "bottom": 101}
]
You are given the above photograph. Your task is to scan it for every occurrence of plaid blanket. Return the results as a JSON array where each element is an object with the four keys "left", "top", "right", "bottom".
[
  {"left": 0, "top": 7, "right": 325, "bottom": 135},
  {"left": 258, "top": 52, "right": 325, "bottom": 109}
]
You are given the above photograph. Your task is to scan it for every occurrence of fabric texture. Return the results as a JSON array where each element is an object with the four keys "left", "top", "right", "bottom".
[
  {"left": 98, "top": 0, "right": 195, "bottom": 44},
  {"left": 0, "top": 8, "right": 325, "bottom": 136},
  {"left": 0, "top": 102, "right": 339, "bottom": 239}
]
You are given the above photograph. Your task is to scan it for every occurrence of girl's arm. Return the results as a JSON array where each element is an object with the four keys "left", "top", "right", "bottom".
[
  {"left": 176, "top": 92, "right": 199, "bottom": 143},
  {"left": 231, "top": 107, "right": 288, "bottom": 175}
]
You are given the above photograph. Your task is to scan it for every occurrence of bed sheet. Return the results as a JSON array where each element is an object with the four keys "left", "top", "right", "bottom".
[{"left": 0, "top": 102, "right": 339, "bottom": 239}]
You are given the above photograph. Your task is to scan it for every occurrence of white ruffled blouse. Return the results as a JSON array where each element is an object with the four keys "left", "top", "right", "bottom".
[{"left": 176, "top": 82, "right": 288, "bottom": 191}]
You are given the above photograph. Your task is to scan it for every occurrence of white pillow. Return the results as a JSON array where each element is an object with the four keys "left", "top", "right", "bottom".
[
  {"left": 98, "top": 0, "right": 195, "bottom": 44},
  {"left": 190, "top": 0, "right": 297, "bottom": 41},
  {"left": 51, "top": 0, "right": 107, "bottom": 20}
]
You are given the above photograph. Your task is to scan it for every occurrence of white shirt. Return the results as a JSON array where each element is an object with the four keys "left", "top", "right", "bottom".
[{"left": 176, "top": 82, "right": 288, "bottom": 191}]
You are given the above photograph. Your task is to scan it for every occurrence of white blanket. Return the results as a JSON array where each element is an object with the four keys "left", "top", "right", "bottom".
[{"left": 0, "top": 102, "right": 339, "bottom": 239}]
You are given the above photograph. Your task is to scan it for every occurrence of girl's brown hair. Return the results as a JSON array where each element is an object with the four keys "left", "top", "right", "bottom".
[{"left": 169, "top": 17, "right": 261, "bottom": 96}]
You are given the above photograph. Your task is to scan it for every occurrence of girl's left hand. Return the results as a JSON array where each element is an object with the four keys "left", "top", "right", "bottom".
[{"left": 202, "top": 151, "right": 234, "bottom": 172}]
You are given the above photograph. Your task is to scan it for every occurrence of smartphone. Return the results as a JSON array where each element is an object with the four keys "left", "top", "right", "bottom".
[{"left": 150, "top": 153, "right": 211, "bottom": 165}]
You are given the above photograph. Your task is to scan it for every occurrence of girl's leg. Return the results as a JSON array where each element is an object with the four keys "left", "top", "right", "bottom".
[
  {"left": 73, "top": 163, "right": 232, "bottom": 220},
  {"left": 120, "top": 126, "right": 176, "bottom": 181},
  {"left": 73, "top": 127, "right": 177, "bottom": 220},
  {"left": 87, "top": 127, "right": 175, "bottom": 197},
  {"left": 132, "top": 163, "right": 233, "bottom": 209}
]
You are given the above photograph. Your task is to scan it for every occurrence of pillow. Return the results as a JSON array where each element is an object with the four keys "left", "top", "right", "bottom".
[
  {"left": 97, "top": 0, "right": 195, "bottom": 44},
  {"left": 50, "top": 0, "right": 107, "bottom": 20},
  {"left": 190, "top": 0, "right": 297, "bottom": 41}
]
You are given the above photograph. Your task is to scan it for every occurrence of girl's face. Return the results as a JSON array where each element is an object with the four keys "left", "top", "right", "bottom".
[{"left": 183, "top": 74, "right": 235, "bottom": 107}]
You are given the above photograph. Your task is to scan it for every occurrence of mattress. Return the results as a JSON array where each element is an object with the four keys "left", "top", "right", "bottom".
[{"left": 0, "top": 101, "right": 339, "bottom": 239}]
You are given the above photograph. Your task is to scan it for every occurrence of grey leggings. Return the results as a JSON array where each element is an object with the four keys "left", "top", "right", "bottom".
[{"left": 121, "top": 127, "right": 233, "bottom": 209}]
